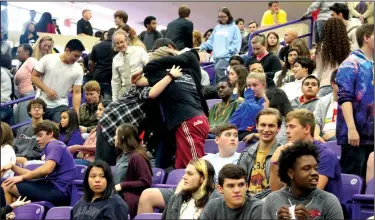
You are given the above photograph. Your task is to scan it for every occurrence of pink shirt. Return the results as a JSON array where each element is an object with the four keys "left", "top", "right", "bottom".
[{"left": 15, "top": 57, "right": 37, "bottom": 95}]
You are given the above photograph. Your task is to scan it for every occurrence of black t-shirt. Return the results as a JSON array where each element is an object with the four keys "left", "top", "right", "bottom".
[
  {"left": 165, "top": 18, "right": 194, "bottom": 50},
  {"left": 89, "top": 40, "right": 114, "bottom": 83},
  {"left": 77, "top": 18, "right": 93, "bottom": 36},
  {"left": 143, "top": 51, "right": 206, "bottom": 130}
]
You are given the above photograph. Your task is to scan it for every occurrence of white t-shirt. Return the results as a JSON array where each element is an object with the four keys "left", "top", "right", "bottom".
[
  {"left": 180, "top": 198, "right": 202, "bottom": 219},
  {"left": 203, "top": 152, "right": 240, "bottom": 181},
  {"left": 281, "top": 77, "right": 305, "bottom": 102},
  {"left": 34, "top": 54, "right": 84, "bottom": 108},
  {"left": 1, "top": 144, "right": 16, "bottom": 178},
  {"left": 322, "top": 100, "right": 338, "bottom": 133}
]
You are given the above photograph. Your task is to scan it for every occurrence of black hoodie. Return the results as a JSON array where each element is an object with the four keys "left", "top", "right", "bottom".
[
  {"left": 143, "top": 49, "right": 209, "bottom": 130},
  {"left": 70, "top": 194, "right": 129, "bottom": 220}
]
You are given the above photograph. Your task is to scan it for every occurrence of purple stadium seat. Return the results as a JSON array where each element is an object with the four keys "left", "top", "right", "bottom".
[
  {"left": 70, "top": 180, "right": 84, "bottom": 206},
  {"left": 14, "top": 204, "right": 44, "bottom": 220},
  {"left": 341, "top": 174, "right": 364, "bottom": 218},
  {"left": 206, "top": 99, "right": 221, "bottom": 109},
  {"left": 45, "top": 206, "right": 72, "bottom": 220},
  {"left": 25, "top": 163, "right": 43, "bottom": 171},
  {"left": 152, "top": 168, "right": 166, "bottom": 185},
  {"left": 134, "top": 213, "right": 162, "bottom": 219},
  {"left": 200, "top": 62, "right": 214, "bottom": 67},
  {"left": 152, "top": 169, "right": 185, "bottom": 188},
  {"left": 324, "top": 141, "right": 341, "bottom": 160},
  {"left": 75, "top": 165, "right": 87, "bottom": 180},
  {"left": 204, "top": 139, "right": 247, "bottom": 154},
  {"left": 352, "top": 178, "right": 374, "bottom": 219},
  {"left": 202, "top": 64, "right": 215, "bottom": 85}
]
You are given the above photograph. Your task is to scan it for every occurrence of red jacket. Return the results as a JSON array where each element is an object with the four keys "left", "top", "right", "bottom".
[
  {"left": 119, "top": 152, "right": 152, "bottom": 219},
  {"left": 46, "top": 23, "right": 56, "bottom": 34}
]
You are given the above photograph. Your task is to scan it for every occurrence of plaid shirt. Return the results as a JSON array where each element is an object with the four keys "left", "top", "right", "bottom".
[{"left": 99, "top": 86, "right": 151, "bottom": 146}]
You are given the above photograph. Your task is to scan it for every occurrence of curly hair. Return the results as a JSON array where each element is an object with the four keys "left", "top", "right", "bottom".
[
  {"left": 318, "top": 18, "right": 351, "bottom": 69},
  {"left": 278, "top": 141, "right": 320, "bottom": 186}
]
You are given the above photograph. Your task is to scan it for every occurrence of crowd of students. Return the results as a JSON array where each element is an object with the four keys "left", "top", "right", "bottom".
[{"left": 0, "top": 1, "right": 374, "bottom": 220}]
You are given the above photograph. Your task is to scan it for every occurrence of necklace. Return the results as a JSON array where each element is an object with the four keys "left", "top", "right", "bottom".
[
  {"left": 287, "top": 187, "right": 315, "bottom": 208},
  {"left": 214, "top": 101, "right": 230, "bottom": 121}
]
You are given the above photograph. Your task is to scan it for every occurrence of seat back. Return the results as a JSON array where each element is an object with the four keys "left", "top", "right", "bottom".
[
  {"left": 14, "top": 204, "right": 45, "bottom": 220},
  {"left": 134, "top": 213, "right": 162, "bottom": 220},
  {"left": 45, "top": 206, "right": 72, "bottom": 220},
  {"left": 152, "top": 168, "right": 166, "bottom": 184},
  {"left": 206, "top": 99, "right": 221, "bottom": 109},
  {"left": 202, "top": 64, "right": 215, "bottom": 85},
  {"left": 366, "top": 178, "right": 374, "bottom": 194},
  {"left": 204, "top": 139, "right": 218, "bottom": 154},
  {"left": 75, "top": 165, "right": 87, "bottom": 180},
  {"left": 341, "top": 174, "right": 364, "bottom": 202},
  {"left": 25, "top": 163, "right": 43, "bottom": 171},
  {"left": 324, "top": 141, "right": 341, "bottom": 160},
  {"left": 165, "top": 169, "right": 185, "bottom": 185},
  {"left": 237, "top": 142, "right": 247, "bottom": 153}
]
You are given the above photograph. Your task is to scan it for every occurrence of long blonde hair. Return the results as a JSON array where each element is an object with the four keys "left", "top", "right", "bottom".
[{"left": 32, "top": 36, "right": 54, "bottom": 60}]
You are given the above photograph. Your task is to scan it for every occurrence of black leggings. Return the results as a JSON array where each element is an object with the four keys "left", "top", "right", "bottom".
[{"left": 95, "top": 126, "right": 117, "bottom": 166}]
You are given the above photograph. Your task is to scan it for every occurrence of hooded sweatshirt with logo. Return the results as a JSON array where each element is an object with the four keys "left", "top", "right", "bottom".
[
  {"left": 13, "top": 124, "right": 41, "bottom": 160},
  {"left": 262, "top": 187, "right": 344, "bottom": 219}
]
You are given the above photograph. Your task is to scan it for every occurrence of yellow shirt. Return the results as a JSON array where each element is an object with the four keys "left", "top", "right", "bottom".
[
  {"left": 248, "top": 149, "right": 270, "bottom": 194},
  {"left": 261, "top": 9, "right": 287, "bottom": 26}
]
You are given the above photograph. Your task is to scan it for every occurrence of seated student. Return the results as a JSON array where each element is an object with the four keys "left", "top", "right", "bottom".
[
  {"left": 69, "top": 100, "right": 111, "bottom": 166},
  {"left": 1, "top": 122, "right": 16, "bottom": 179},
  {"left": 224, "top": 55, "right": 245, "bottom": 76},
  {"left": 162, "top": 159, "right": 220, "bottom": 219},
  {"left": 228, "top": 65, "right": 248, "bottom": 99},
  {"left": 282, "top": 56, "right": 315, "bottom": 102},
  {"left": 14, "top": 98, "right": 46, "bottom": 162},
  {"left": 238, "top": 108, "right": 281, "bottom": 199},
  {"left": 314, "top": 70, "right": 338, "bottom": 143},
  {"left": 249, "top": 61, "right": 265, "bottom": 73},
  {"left": 79, "top": 81, "right": 102, "bottom": 138},
  {"left": 2, "top": 120, "right": 77, "bottom": 206},
  {"left": 71, "top": 160, "right": 129, "bottom": 220},
  {"left": 113, "top": 123, "right": 152, "bottom": 219},
  {"left": 59, "top": 110, "right": 85, "bottom": 146},
  {"left": 208, "top": 80, "right": 242, "bottom": 131},
  {"left": 290, "top": 75, "right": 320, "bottom": 112},
  {"left": 262, "top": 141, "right": 344, "bottom": 219},
  {"left": 229, "top": 72, "right": 267, "bottom": 140},
  {"left": 269, "top": 109, "right": 342, "bottom": 200},
  {"left": 273, "top": 49, "right": 299, "bottom": 88},
  {"left": 200, "top": 164, "right": 263, "bottom": 219},
  {"left": 204, "top": 124, "right": 241, "bottom": 181}
]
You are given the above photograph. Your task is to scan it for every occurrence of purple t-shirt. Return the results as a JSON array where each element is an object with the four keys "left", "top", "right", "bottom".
[
  {"left": 313, "top": 141, "right": 342, "bottom": 200},
  {"left": 42, "top": 140, "right": 77, "bottom": 195},
  {"left": 58, "top": 128, "right": 84, "bottom": 147}
]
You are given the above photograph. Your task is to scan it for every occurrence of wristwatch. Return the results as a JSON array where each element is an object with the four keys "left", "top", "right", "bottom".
[{"left": 167, "top": 72, "right": 176, "bottom": 80}]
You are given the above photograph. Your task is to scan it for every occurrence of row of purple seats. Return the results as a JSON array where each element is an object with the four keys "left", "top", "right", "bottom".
[
  {"left": 324, "top": 141, "right": 341, "bottom": 161},
  {"left": 206, "top": 99, "right": 221, "bottom": 109},
  {"left": 352, "top": 178, "right": 374, "bottom": 219},
  {"left": 204, "top": 139, "right": 247, "bottom": 154},
  {"left": 134, "top": 213, "right": 162, "bottom": 219},
  {"left": 201, "top": 63, "right": 215, "bottom": 85}
]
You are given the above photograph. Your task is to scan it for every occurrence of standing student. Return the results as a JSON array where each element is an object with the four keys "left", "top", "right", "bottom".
[
  {"left": 77, "top": 9, "right": 93, "bottom": 36},
  {"left": 139, "top": 16, "right": 163, "bottom": 51},
  {"left": 2, "top": 120, "right": 76, "bottom": 206},
  {"left": 113, "top": 124, "right": 152, "bottom": 219},
  {"left": 59, "top": 110, "right": 84, "bottom": 147},
  {"left": 200, "top": 164, "right": 263, "bottom": 219},
  {"left": 114, "top": 10, "right": 128, "bottom": 31},
  {"left": 31, "top": 39, "right": 85, "bottom": 122},
  {"left": 1, "top": 122, "right": 16, "bottom": 179},
  {"left": 165, "top": 5, "right": 194, "bottom": 50},
  {"left": 262, "top": 141, "right": 344, "bottom": 219},
  {"left": 71, "top": 160, "right": 129, "bottom": 220},
  {"left": 35, "top": 12, "right": 55, "bottom": 34},
  {"left": 336, "top": 24, "right": 374, "bottom": 179},
  {"left": 200, "top": 7, "right": 242, "bottom": 84}
]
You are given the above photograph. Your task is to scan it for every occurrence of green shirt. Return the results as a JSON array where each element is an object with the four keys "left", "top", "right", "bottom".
[{"left": 208, "top": 99, "right": 242, "bottom": 129}]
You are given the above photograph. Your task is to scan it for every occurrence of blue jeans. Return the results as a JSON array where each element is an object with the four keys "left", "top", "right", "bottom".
[
  {"left": 14, "top": 91, "right": 35, "bottom": 124},
  {"left": 0, "top": 106, "right": 13, "bottom": 125},
  {"left": 74, "top": 159, "right": 90, "bottom": 166},
  {"left": 315, "top": 20, "right": 326, "bottom": 44},
  {"left": 214, "top": 59, "right": 229, "bottom": 85}
]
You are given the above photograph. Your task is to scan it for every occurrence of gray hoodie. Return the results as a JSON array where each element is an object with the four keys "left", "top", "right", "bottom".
[
  {"left": 13, "top": 124, "right": 41, "bottom": 160},
  {"left": 199, "top": 195, "right": 263, "bottom": 220},
  {"left": 291, "top": 97, "right": 319, "bottom": 112},
  {"left": 262, "top": 187, "right": 344, "bottom": 219}
]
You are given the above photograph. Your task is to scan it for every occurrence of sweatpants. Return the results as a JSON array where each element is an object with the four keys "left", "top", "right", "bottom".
[{"left": 174, "top": 115, "right": 209, "bottom": 169}]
